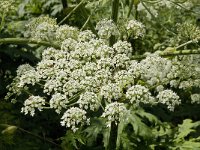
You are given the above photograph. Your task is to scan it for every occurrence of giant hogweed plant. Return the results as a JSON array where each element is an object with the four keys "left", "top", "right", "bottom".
[{"left": 1, "top": 0, "right": 200, "bottom": 149}]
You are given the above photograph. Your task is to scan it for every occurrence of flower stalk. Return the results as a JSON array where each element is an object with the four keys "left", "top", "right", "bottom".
[
  {"left": 109, "top": 0, "right": 120, "bottom": 46},
  {"left": 0, "top": 38, "right": 60, "bottom": 49}
]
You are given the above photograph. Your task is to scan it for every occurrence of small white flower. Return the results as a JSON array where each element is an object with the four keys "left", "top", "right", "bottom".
[
  {"left": 60, "top": 107, "right": 90, "bottom": 132},
  {"left": 191, "top": 94, "right": 200, "bottom": 104},
  {"left": 78, "top": 30, "right": 96, "bottom": 42},
  {"left": 77, "top": 91, "right": 100, "bottom": 111},
  {"left": 156, "top": 90, "right": 181, "bottom": 111},
  {"left": 126, "top": 85, "right": 155, "bottom": 106},
  {"left": 56, "top": 25, "right": 79, "bottom": 41},
  {"left": 50, "top": 93, "right": 69, "bottom": 114},
  {"left": 100, "top": 83, "right": 122, "bottom": 102},
  {"left": 96, "top": 19, "right": 119, "bottom": 39},
  {"left": 21, "top": 96, "right": 45, "bottom": 116},
  {"left": 126, "top": 20, "right": 145, "bottom": 39},
  {"left": 113, "top": 40, "right": 133, "bottom": 57},
  {"left": 101, "top": 102, "right": 128, "bottom": 127}
]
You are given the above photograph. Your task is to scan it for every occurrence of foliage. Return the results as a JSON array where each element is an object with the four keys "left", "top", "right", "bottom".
[{"left": 0, "top": 0, "right": 200, "bottom": 150}]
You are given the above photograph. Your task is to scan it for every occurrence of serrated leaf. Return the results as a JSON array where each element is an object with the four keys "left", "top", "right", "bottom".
[
  {"left": 177, "top": 119, "right": 200, "bottom": 140},
  {"left": 84, "top": 118, "right": 105, "bottom": 146},
  {"left": 136, "top": 109, "right": 160, "bottom": 125},
  {"left": 178, "top": 141, "right": 200, "bottom": 150},
  {"left": 128, "top": 111, "right": 153, "bottom": 139}
]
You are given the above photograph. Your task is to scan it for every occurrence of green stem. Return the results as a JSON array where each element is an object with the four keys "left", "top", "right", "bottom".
[
  {"left": 108, "top": 122, "right": 118, "bottom": 150},
  {"left": 61, "top": 0, "right": 68, "bottom": 8},
  {"left": 176, "top": 40, "right": 194, "bottom": 49},
  {"left": 141, "top": 0, "right": 176, "bottom": 35},
  {"left": 109, "top": 0, "right": 120, "bottom": 46},
  {"left": 18, "top": 127, "right": 60, "bottom": 147},
  {"left": 79, "top": 4, "right": 97, "bottom": 36},
  {"left": 0, "top": 38, "right": 60, "bottom": 49},
  {"left": 132, "top": 49, "right": 200, "bottom": 60},
  {"left": 0, "top": 12, "right": 5, "bottom": 32},
  {"left": 134, "top": 4, "right": 138, "bottom": 20},
  {"left": 0, "top": 124, "right": 60, "bottom": 147},
  {"left": 80, "top": 15, "right": 91, "bottom": 31},
  {"left": 127, "top": 0, "right": 134, "bottom": 18},
  {"left": 58, "top": 0, "right": 85, "bottom": 25},
  {"left": 108, "top": 1, "right": 120, "bottom": 149}
]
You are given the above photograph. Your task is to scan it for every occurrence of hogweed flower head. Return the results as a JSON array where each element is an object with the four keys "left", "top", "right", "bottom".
[
  {"left": 100, "top": 83, "right": 122, "bottom": 102},
  {"left": 96, "top": 19, "right": 119, "bottom": 39},
  {"left": 21, "top": 96, "right": 45, "bottom": 116},
  {"left": 126, "top": 85, "right": 155, "bottom": 106},
  {"left": 56, "top": 25, "right": 79, "bottom": 41},
  {"left": 101, "top": 102, "right": 128, "bottom": 127},
  {"left": 26, "top": 16, "right": 58, "bottom": 41},
  {"left": 78, "top": 30, "right": 96, "bottom": 42},
  {"left": 77, "top": 92, "right": 100, "bottom": 111},
  {"left": 113, "top": 40, "right": 133, "bottom": 56},
  {"left": 191, "top": 94, "right": 200, "bottom": 104},
  {"left": 50, "top": 93, "right": 69, "bottom": 114},
  {"left": 156, "top": 90, "right": 181, "bottom": 111},
  {"left": 60, "top": 107, "right": 90, "bottom": 132},
  {"left": 126, "top": 19, "right": 145, "bottom": 39}
]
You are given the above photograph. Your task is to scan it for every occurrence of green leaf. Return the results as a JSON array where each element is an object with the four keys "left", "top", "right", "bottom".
[
  {"left": 128, "top": 110, "right": 153, "bottom": 139},
  {"left": 176, "top": 119, "right": 200, "bottom": 140},
  {"left": 177, "top": 141, "right": 200, "bottom": 150},
  {"left": 136, "top": 109, "right": 160, "bottom": 125},
  {"left": 60, "top": 130, "right": 86, "bottom": 150},
  {"left": 84, "top": 118, "right": 105, "bottom": 146}
]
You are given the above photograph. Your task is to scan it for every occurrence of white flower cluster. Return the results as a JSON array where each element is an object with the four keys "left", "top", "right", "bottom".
[
  {"left": 156, "top": 90, "right": 181, "bottom": 111},
  {"left": 172, "top": 55, "right": 200, "bottom": 90},
  {"left": 0, "top": 0, "right": 15, "bottom": 14},
  {"left": 34, "top": 22, "right": 58, "bottom": 41},
  {"left": 177, "top": 22, "right": 200, "bottom": 43},
  {"left": 126, "top": 19, "right": 145, "bottom": 39},
  {"left": 16, "top": 64, "right": 34, "bottom": 76},
  {"left": 18, "top": 69, "right": 40, "bottom": 88},
  {"left": 77, "top": 92, "right": 100, "bottom": 111},
  {"left": 126, "top": 85, "right": 155, "bottom": 106},
  {"left": 95, "top": 19, "right": 119, "bottom": 39},
  {"left": 191, "top": 94, "right": 200, "bottom": 104},
  {"left": 7, "top": 21, "right": 194, "bottom": 131},
  {"left": 113, "top": 40, "right": 133, "bottom": 56},
  {"left": 78, "top": 30, "right": 96, "bottom": 42},
  {"left": 114, "top": 70, "right": 134, "bottom": 87},
  {"left": 25, "top": 16, "right": 58, "bottom": 41},
  {"left": 56, "top": 25, "right": 79, "bottom": 42},
  {"left": 100, "top": 83, "right": 122, "bottom": 102},
  {"left": 138, "top": 54, "right": 178, "bottom": 86},
  {"left": 60, "top": 107, "right": 90, "bottom": 132},
  {"left": 50, "top": 93, "right": 69, "bottom": 114},
  {"left": 21, "top": 96, "right": 45, "bottom": 116},
  {"left": 113, "top": 54, "right": 130, "bottom": 69},
  {"left": 101, "top": 102, "right": 128, "bottom": 127}
]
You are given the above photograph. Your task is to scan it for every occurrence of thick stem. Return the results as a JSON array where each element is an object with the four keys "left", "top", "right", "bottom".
[
  {"left": 61, "top": 0, "right": 68, "bottom": 8},
  {"left": 132, "top": 49, "right": 200, "bottom": 60},
  {"left": 0, "top": 38, "right": 60, "bottom": 49},
  {"left": 108, "top": 122, "right": 118, "bottom": 150},
  {"left": 108, "top": 1, "right": 120, "bottom": 149},
  {"left": 109, "top": 0, "right": 120, "bottom": 46}
]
